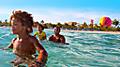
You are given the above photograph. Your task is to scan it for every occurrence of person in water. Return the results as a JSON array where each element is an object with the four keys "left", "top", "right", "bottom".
[
  {"left": 34, "top": 23, "right": 46, "bottom": 40},
  {"left": 5, "top": 10, "right": 48, "bottom": 67},
  {"left": 49, "top": 26, "right": 66, "bottom": 44}
]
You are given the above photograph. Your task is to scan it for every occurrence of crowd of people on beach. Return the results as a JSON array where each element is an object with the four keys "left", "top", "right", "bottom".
[{"left": 3, "top": 10, "right": 66, "bottom": 67}]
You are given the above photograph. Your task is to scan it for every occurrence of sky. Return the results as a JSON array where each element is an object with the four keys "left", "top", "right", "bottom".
[{"left": 0, "top": 0, "right": 120, "bottom": 24}]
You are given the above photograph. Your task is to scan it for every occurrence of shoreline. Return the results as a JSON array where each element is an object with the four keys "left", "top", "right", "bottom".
[
  {"left": 62, "top": 30, "right": 120, "bottom": 34},
  {"left": 1, "top": 27, "right": 120, "bottom": 34}
]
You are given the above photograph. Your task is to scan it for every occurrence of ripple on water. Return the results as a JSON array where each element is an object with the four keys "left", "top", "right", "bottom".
[{"left": 1, "top": 28, "right": 120, "bottom": 67}]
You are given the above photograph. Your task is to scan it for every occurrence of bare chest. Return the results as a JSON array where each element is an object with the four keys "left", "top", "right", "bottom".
[{"left": 13, "top": 39, "right": 33, "bottom": 50}]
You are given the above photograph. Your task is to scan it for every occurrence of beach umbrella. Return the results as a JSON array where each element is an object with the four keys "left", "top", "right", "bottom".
[{"left": 100, "top": 17, "right": 112, "bottom": 27}]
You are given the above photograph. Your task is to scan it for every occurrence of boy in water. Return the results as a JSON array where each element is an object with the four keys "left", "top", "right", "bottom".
[
  {"left": 34, "top": 23, "right": 46, "bottom": 40},
  {"left": 5, "top": 10, "right": 48, "bottom": 67},
  {"left": 49, "top": 26, "right": 66, "bottom": 44}
]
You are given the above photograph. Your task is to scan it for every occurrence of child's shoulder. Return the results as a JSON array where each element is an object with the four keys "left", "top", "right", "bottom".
[
  {"left": 30, "top": 35, "right": 36, "bottom": 39},
  {"left": 29, "top": 35, "right": 38, "bottom": 41},
  {"left": 34, "top": 31, "right": 39, "bottom": 34},
  {"left": 42, "top": 31, "right": 46, "bottom": 34},
  {"left": 59, "top": 34, "right": 65, "bottom": 39},
  {"left": 50, "top": 35, "right": 54, "bottom": 37},
  {"left": 41, "top": 31, "right": 46, "bottom": 35}
]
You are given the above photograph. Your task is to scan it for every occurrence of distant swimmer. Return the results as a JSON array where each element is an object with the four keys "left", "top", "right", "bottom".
[
  {"left": 49, "top": 26, "right": 68, "bottom": 44},
  {"left": 34, "top": 23, "right": 46, "bottom": 40}
]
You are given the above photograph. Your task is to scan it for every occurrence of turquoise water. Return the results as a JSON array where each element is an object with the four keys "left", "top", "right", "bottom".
[{"left": 0, "top": 27, "right": 120, "bottom": 67}]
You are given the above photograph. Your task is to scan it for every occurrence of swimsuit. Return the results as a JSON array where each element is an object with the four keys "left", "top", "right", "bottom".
[
  {"left": 34, "top": 31, "right": 46, "bottom": 40},
  {"left": 50, "top": 35, "right": 63, "bottom": 43},
  {"left": 11, "top": 54, "right": 47, "bottom": 67}
]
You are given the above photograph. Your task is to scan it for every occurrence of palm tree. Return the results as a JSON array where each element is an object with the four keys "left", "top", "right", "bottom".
[
  {"left": 0, "top": 20, "right": 2, "bottom": 26},
  {"left": 112, "top": 19, "right": 119, "bottom": 27},
  {"left": 82, "top": 22, "right": 88, "bottom": 30},
  {"left": 89, "top": 23, "right": 94, "bottom": 30},
  {"left": 5, "top": 19, "right": 7, "bottom": 23},
  {"left": 94, "top": 24, "right": 100, "bottom": 30},
  {"left": 57, "top": 22, "right": 63, "bottom": 27},
  {"left": 41, "top": 20, "right": 44, "bottom": 23}
]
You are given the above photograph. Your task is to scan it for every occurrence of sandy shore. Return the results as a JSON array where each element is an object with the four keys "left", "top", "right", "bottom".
[{"left": 62, "top": 30, "right": 120, "bottom": 34}]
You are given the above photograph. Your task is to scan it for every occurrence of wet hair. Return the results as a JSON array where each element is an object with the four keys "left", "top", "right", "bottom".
[
  {"left": 10, "top": 10, "right": 33, "bottom": 33},
  {"left": 37, "top": 23, "right": 44, "bottom": 30}
]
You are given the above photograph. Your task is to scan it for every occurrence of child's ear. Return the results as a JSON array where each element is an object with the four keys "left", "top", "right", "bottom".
[
  {"left": 27, "top": 27, "right": 33, "bottom": 33},
  {"left": 27, "top": 28, "right": 31, "bottom": 32}
]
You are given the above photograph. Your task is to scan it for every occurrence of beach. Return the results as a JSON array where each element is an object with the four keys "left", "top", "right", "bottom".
[{"left": 62, "top": 30, "right": 120, "bottom": 34}]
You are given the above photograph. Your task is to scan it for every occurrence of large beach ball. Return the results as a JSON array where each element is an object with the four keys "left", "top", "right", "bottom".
[{"left": 100, "top": 17, "right": 112, "bottom": 27}]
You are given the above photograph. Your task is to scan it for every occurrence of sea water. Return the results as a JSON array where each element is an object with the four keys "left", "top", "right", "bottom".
[{"left": 0, "top": 27, "right": 120, "bottom": 67}]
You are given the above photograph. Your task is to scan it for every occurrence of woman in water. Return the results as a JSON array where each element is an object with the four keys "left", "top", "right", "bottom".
[{"left": 49, "top": 26, "right": 66, "bottom": 44}]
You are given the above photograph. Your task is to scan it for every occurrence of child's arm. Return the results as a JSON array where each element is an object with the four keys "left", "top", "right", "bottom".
[
  {"left": 60, "top": 35, "right": 65, "bottom": 44},
  {"left": 0, "top": 43, "right": 13, "bottom": 50},
  {"left": 34, "top": 32, "right": 38, "bottom": 37},
  {"left": 32, "top": 36, "right": 48, "bottom": 63},
  {"left": 49, "top": 35, "right": 53, "bottom": 41},
  {"left": 6, "top": 42, "right": 13, "bottom": 49},
  {"left": 34, "top": 34, "right": 37, "bottom": 37},
  {"left": 3, "top": 38, "right": 16, "bottom": 50},
  {"left": 44, "top": 32, "right": 46, "bottom": 39}
]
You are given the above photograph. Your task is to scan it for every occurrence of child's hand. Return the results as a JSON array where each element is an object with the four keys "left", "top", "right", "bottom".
[{"left": 29, "top": 61, "right": 43, "bottom": 67}]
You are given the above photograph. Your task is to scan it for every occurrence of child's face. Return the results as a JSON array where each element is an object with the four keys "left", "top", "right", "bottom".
[
  {"left": 54, "top": 27, "right": 60, "bottom": 35},
  {"left": 11, "top": 18, "right": 24, "bottom": 34},
  {"left": 37, "top": 25, "right": 42, "bottom": 32}
]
